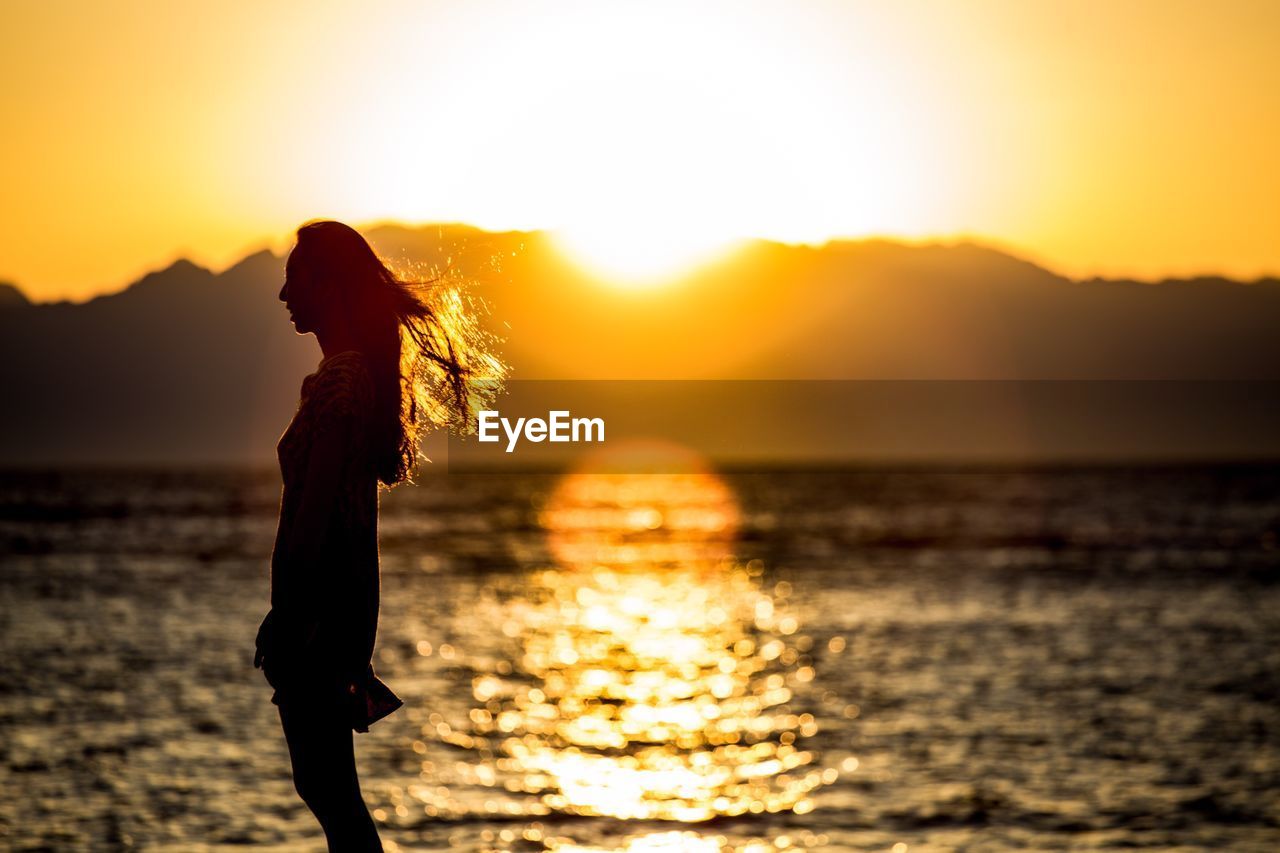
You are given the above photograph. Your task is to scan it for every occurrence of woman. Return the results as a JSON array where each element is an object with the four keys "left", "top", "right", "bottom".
[{"left": 254, "top": 220, "right": 501, "bottom": 851}]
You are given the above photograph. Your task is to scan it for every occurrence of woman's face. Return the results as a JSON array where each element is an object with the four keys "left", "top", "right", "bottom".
[{"left": 279, "top": 248, "right": 323, "bottom": 335}]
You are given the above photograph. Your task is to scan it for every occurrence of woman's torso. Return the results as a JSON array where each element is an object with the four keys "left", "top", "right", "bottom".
[{"left": 270, "top": 350, "right": 381, "bottom": 684}]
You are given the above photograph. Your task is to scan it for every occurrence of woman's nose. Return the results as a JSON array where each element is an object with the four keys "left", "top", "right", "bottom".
[{"left": 278, "top": 282, "right": 288, "bottom": 303}]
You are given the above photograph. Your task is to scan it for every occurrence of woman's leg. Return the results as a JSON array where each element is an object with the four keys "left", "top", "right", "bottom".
[{"left": 278, "top": 700, "right": 383, "bottom": 853}]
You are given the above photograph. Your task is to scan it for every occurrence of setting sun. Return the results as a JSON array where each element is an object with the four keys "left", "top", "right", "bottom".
[{"left": 551, "top": 225, "right": 744, "bottom": 286}]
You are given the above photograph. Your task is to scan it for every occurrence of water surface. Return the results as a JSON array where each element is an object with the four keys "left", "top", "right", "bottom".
[{"left": 1, "top": 466, "right": 1278, "bottom": 851}]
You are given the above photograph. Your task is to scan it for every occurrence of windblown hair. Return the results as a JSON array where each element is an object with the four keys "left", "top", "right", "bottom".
[{"left": 291, "top": 220, "right": 504, "bottom": 487}]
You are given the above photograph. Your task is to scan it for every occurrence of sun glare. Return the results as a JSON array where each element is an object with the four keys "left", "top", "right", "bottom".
[
  {"left": 391, "top": 3, "right": 886, "bottom": 288},
  {"left": 552, "top": 224, "right": 743, "bottom": 287}
]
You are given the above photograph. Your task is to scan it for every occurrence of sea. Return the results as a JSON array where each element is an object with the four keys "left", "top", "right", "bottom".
[{"left": 1, "top": 465, "right": 1278, "bottom": 851}]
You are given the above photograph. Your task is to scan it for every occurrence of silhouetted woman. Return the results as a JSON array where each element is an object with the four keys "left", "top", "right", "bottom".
[{"left": 254, "top": 220, "right": 501, "bottom": 851}]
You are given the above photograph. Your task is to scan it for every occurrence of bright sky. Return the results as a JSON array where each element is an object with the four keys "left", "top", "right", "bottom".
[{"left": 1, "top": 0, "right": 1277, "bottom": 300}]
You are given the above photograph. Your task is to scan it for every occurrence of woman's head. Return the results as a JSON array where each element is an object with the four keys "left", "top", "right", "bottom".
[
  {"left": 280, "top": 221, "right": 387, "bottom": 336},
  {"left": 280, "top": 220, "right": 504, "bottom": 487}
]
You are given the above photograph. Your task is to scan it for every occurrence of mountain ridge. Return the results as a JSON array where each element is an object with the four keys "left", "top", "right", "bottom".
[
  {"left": 6, "top": 229, "right": 1279, "bottom": 307},
  {"left": 2, "top": 223, "right": 1278, "bottom": 464}
]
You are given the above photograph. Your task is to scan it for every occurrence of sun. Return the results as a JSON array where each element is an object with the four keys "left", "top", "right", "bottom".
[
  {"left": 552, "top": 222, "right": 743, "bottom": 287},
  {"left": 279, "top": 2, "right": 921, "bottom": 289}
]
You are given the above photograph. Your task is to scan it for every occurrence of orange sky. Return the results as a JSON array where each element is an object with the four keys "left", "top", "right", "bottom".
[{"left": 1, "top": 0, "right": 1278, "bottom": 301}]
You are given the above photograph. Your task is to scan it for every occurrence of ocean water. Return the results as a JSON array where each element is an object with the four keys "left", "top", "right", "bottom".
[{"left": 1, "top": 466, "right": 1278, "bottom": 852}]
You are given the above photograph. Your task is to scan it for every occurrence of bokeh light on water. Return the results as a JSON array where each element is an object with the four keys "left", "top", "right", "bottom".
[
  {"left": 406, "top": 461, "right": 835, "bottom": 846},
  {"left": 5, "top": 466, "right": 1279, "bottom": 849}
]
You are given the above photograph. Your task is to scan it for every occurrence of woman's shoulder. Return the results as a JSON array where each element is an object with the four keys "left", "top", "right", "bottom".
[
  {"left": 303, "top": 350, "right": 374, "bottom": 414},
  {"left": 318, "top": 349, "right": 371, "bottom": 379}
]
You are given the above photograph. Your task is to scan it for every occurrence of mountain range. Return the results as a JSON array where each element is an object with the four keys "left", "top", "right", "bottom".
[{"left": 1, "top": 224, "right": 1277, "bottom": 465}]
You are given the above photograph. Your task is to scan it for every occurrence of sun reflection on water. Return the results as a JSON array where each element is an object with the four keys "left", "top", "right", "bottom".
[
  {"left": 394, "top": 461, "right": 844, "bottom": 845},
  {"left": 470, "top": 468, "right": 827, "bottom": 825}
]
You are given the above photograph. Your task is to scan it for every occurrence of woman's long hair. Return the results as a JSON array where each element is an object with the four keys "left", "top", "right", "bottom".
[{"left": 292, "top": 220, "right": 504, "bottom": 487}]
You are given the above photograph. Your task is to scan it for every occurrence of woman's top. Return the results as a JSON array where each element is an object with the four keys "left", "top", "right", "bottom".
[{"left": 258, "top": 349, "right": 401, "bottom": 731}]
